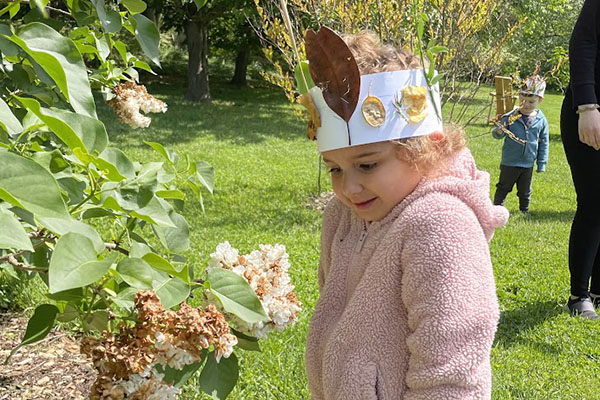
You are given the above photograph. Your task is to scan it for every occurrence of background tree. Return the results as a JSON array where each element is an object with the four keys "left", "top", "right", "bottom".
[
  {"left": 498, "top": 0, "right": 582, "bottom": 92},
  {"left": 150, "top": 0, "right": 254, "bottom": 102}
]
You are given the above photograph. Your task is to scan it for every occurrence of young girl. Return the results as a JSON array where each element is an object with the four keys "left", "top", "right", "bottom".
[{"left": 299, "top": 29, "right": 509, "bottom": 399}]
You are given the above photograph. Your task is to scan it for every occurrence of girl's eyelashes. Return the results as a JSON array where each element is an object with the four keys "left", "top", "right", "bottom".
[
  {"left": 359, "top": 163, "right": 377, "bottom": 171},
  {"left": 325, "top": 163, "right": 377, "bottom": 174}
]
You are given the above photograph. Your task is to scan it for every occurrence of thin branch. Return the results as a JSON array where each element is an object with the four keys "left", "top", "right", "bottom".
[
  {"left": 5, "top": 255, "right": 47, "bottom": 273},
  {"left": 0, "top": 0, "right": 72, "bottom": 17},
  {"left": 104, "top": 242, "right": 129, "bottom": 255},
  {"left": 0, "top": 236, "right": 54, "bottom": 264}
]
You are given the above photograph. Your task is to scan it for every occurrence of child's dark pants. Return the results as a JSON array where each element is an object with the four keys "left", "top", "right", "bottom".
[{"left": 493, "top": 164, "right": 533, "bottom": 212}]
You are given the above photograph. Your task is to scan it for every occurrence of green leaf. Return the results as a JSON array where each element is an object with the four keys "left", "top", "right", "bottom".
[
  {"left": 48, "top": 233, "right": 114, "bottom": 293},
  {"left": 6, "top": 304, "right": 58, "bottom": 363},
  {"left": 56, "top": 303, "right": 79, "bottom": 323},
  {"left": 124, "top": 66, "right": 139, "bottom": 81},
  {"left": 134, "top": 59, "right": 154, "bottom": 74},
  {"left": 0, "top": 23, "right": 19, "bottom": 57},
  {"left": 294, "top": 61, "right": 315, "bottom": 95},
  {"left": 156, "top": 189, "right": 186, "bottom": 200},
  {"left": 143, "top": 252, "right": 189, "bottom": 283},
  {"left": 156, "top": 362, "right": 204, "bottom": 388},
  {"left": 83, "top": 310, "right": 109, "bottom": 332},
  {"left": 0, "top": 152, "right": 70, "bottom": 219},
  {"left": 94, "top": 32, "right": 110, "bottom": 61},
  {"left": 46, "top": 288, "right": 84, "bottom": 302},
  {"left": 0, "top": 208, "right": 33, "bottom": 251},
  {"left": 11, "top": 23, "right": 96, "bottom": 118},
  {"left": 145, "top": 141, "right": 179, "bottom": 165},
  {"left": 31, "top": 149, "right": 68, "bottom": 173},
  {"left": 129, "top": 242, "right": 152, "bottom": 258},
  {"left": 114, "top": 40, "right": 128, "bottom": 63},
  {"left": 132, "top": 196, "right": 177, "bottom": 227},
  {"left": 417, "top": 18, "right": 424, "bottom": 40},
  {"left": 193, "top": 0, "right": 208, "bottom": 9},
  {"left": 16, "top": 96, "right": 108, "bottom": 155},
  {"left": 38, "top": 217, "right": 105, "bottom": 254},
  {"left": 101, "top": 181, "right": 155, "bottom": 211},
  {"left": 117, "top": 257, "right": 154, "bottom": 289},
  {"left": 152, "top": 211, "right": 190, "bottom": 254},
  {"left": 31, "top": 0, "right": 49, "bottom": 18},
  {"left": 207, "top": 268, "right": 269, "bottom": 324},
  {"left": 0, "top": 97, "right": 23, "bottom": 137},
  {"left": 95, "top": 147, "right": 136, "bottom": 181},
  {"left": 429, "top": 45, "right": 448, "bottom": 54},
  {"left": 132, "top": 14, "right": 160, "bottom": 67},
  {"left": 193, "top": 161, "right": 214, "bottom": 194},
  {"left": 427, "top": 56, "right": 435, "bottom": 80},
  {"left": 122, "top": 0, "right": 147, "bottom": 14},
  {"left": 113, "top": 286, "right": 137, "bottom": 311},
  {"left": 58, "top": 177, "right": 87, "bottom": 206},
  {"left": 232, "top": 329, "right": 260, "bottom": 352},
  {"left": 199, "top": 352, "right": 239, "bottom": 400},
  {"left": 153, "top": 275, "right": 189, "bottom": 309},
  {"left": 430, "top": 73, "right": 444, "bottom": 86},
  {"left": 91, "top": 0, "right": 122, "bottom": 33}
]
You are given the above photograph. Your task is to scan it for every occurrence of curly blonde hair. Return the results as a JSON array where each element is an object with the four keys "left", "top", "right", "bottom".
[{"left": 342, "top": 32, "right": 465, "bottom": 175}]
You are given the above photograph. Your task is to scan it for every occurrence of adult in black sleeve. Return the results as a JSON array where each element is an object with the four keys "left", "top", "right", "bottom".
[{"left": 561, "top": 0, "right": 600, "bottom": 319}]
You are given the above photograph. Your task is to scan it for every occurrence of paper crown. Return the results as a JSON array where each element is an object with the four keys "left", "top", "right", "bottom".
[
  {"left": 520, "top": 74, "right": 546, "bottom": 98},
  {"left": 298, "top": 27, "right": 443, "bottom": 153}
]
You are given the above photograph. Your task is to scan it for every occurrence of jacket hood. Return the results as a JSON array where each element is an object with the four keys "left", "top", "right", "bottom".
[{"left": 406, "top": 147, "right": 509, "bottom": 240}]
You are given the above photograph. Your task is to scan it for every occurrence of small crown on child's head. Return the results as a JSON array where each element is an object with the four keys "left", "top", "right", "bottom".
[{"left": 520, "top": 70, "right": 546, "bottom": 98}]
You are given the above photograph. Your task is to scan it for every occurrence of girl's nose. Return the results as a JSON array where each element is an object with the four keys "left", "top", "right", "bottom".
[{"left": 342, "top": 173, "right": 363, "bottom": 196}]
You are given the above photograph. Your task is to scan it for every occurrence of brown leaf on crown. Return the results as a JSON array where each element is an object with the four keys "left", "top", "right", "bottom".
[
  {"left": 304, "top": 26, "right": 360, "bottom": 123},
  {"left": 298, "top": 93, "right": 321, "bottom": 140}
]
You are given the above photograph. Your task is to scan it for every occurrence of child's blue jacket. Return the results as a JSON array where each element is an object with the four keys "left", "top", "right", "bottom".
[{"left": 492, "top": 108, "right": 549, "bottom": 171}]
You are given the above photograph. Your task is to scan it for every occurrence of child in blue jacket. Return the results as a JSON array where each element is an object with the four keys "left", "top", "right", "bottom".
[{"left": 492, "top": 73, "right": 550, "bottom": 216}]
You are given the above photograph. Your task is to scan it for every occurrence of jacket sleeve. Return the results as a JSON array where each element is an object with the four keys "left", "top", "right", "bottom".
[
  {"left": 570, "top": 0, "right": 600, "bottom": 107},
  {"left": 536, "top": 118, "right": 550, "bottom": 171},
  {"left": 400, "top": 196, "right": 499, "bottom": 400},
  {"left": 491, "top": 115, "right": 508, "bottom": 139}
]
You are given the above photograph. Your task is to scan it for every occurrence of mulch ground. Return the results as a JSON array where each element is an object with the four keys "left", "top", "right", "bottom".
[{"left": 0, "top": 313, "right": 96, "bottom": 400}]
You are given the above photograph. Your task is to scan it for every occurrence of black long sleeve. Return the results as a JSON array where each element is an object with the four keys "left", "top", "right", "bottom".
[{"left": 569, "top": 0, "right": 600, "bottom": 106}]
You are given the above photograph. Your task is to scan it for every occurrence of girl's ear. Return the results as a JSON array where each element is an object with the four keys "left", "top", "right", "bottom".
[{"left": 429, "top": 131, "right": 445, "bottom": 142}]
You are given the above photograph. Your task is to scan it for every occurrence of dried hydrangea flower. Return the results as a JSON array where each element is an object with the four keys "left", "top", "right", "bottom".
[
  {"left": 107, "top": 82, "right": 167, "bottom": 129},
  {"left": 82, "top": 290, "right": 237, "bottom": 399}
]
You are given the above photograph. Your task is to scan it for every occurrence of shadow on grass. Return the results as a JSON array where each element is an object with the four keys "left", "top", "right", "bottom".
[
  {"left": 494, "top": 300, "right": 564, "bottom": 354},
  {"left": 549, "top": 133, "right": 563, "bottom": 143},
  {"left": 98, "top": 76, "right": 303, "bottom": 148},
  {"left": 527, "top": 209, "right": 575, "bottom": 223}
]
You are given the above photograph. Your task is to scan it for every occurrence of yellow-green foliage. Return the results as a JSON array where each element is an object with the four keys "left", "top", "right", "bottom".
[{"left": 253, "top": 0, "right": 521, "bottom": 124}]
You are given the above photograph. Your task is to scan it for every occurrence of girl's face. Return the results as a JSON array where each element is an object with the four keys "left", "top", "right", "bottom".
[{"left": 323, "top": 141, "right": 422, "bottom": 222}]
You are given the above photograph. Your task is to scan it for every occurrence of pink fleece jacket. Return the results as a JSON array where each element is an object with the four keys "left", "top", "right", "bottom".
[{"left": 305, "top": 148, "right": 509, "bottom": 400}]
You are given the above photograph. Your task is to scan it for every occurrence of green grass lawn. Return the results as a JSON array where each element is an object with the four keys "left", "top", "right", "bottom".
[
  {"left": 5, "top": 74, "right": 600, "bottom": 398},
  {"left": 100, "top": 77, "right": 600, "bottom": 399}
]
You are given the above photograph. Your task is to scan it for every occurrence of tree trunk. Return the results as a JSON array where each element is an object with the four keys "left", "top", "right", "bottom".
[
  {"left": 230, "top": 47, "right": 249, "bottom": 86},
  {"left": 185, "top": 18, "right": 211, "bottom": 103}
]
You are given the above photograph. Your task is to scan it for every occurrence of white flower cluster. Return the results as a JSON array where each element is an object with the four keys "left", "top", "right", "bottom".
[
  {"left": 154, "top": 332, "right": 201, "bottom": 370},
  {"left": 114, "top": 366, "right": 180, "bottom": 400},
  {"left": 207, "top": 241, "right": 302, "bottom": 339},
  {"left": 107, "top": 82, "right": 167, "bottom": 129}
]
